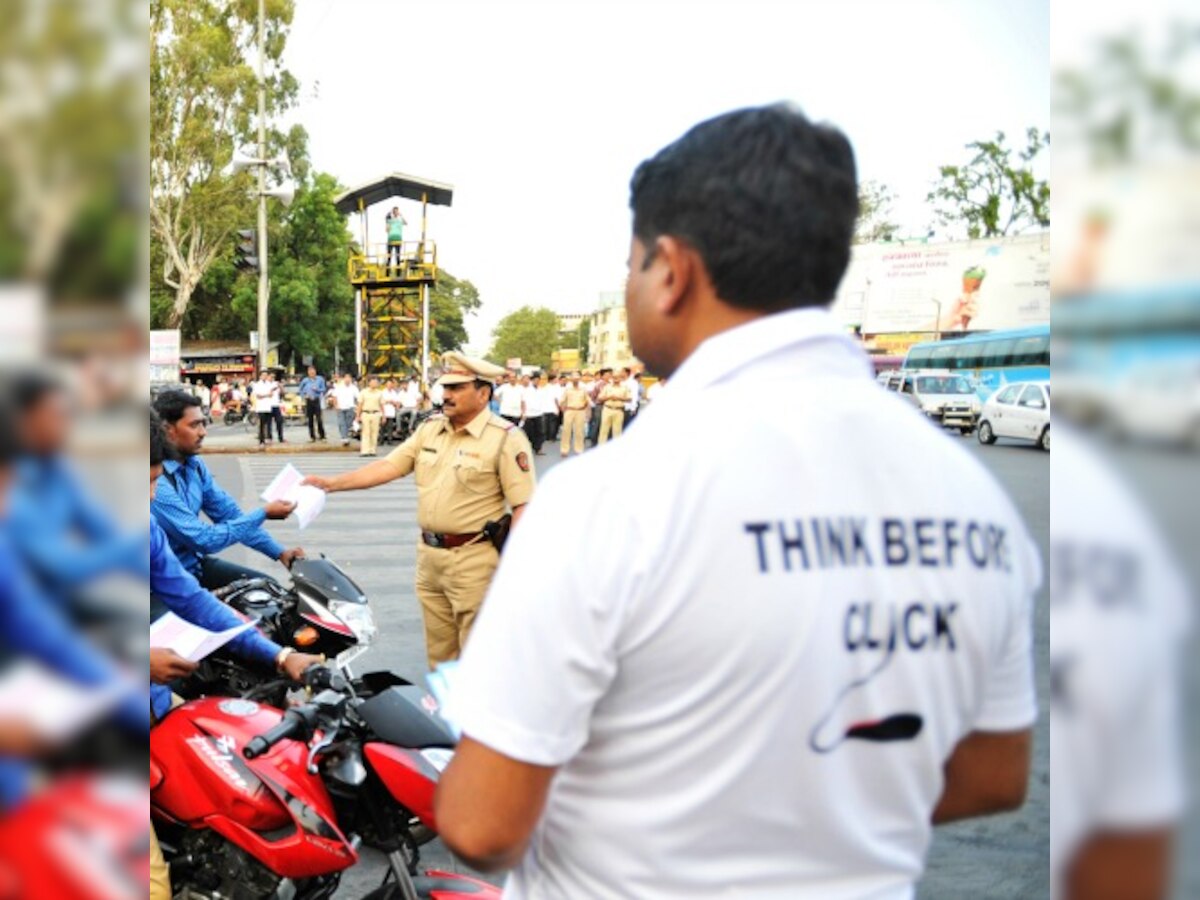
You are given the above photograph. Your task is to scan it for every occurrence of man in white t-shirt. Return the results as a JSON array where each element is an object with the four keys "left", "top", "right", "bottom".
[
  {"left": 518, "top": 374, "right": 544, "bottom": 455},
  {"left": 329, "top": 373, "right": 359, "bottom": 446},
  {"left": 538, "top": 376, "right": 564, "bottom": 449},
  {"left": 250, "top": 370, "right": 276, "bottom": 449},
  {"left": 497, "top": 372, "right": 525, "bottom": 426},
  {"left": 398, "top": 378, "right": 422, "bottom": 435},
  {"left": 436, "top": 105, "right": 1040, "bottom": 899}
]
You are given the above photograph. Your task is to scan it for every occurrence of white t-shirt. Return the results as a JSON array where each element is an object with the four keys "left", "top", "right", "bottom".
[
  {"left": 251, "top": 380, "right": 276, "bottom": 413},
  {"left": 430, "top": 382, "right": 444, "bottom": 406},
  {"left": 454, "top": 308, "right": 1041, "bottom": 900},
  {"left": 623, "top": 377, "right": 641, "bottom": 411},
  {"left": 538, "top": 383, "right": 563, "bottom": 414},
  {"left": 331, "top": 383, "right": 359, "bottom": 411},
  {"left": 645, "top": 381, "right": 664, "bottom": 405},
  {"left": 1049, "top": 426, "right": 1187, "bottom": 898},
  {"left": 522, "top": 385, "right": 543, "bottom": 417},
  {"left": 382, "top": 389, "right": 402, "bottom": 418},
  {"left": 399, "top": 384, "right": 422, "bottom": 410},
  {"left": 498, "top": 383, "right": 525, "bottom": 418}
]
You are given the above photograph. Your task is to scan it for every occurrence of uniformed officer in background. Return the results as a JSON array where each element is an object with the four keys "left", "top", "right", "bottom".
[
  {"left": 303, "top": 352, "right": 536, "bottom": 667},
  {"left": 559, "top": 372, "right": 590, "bottom": 457}
]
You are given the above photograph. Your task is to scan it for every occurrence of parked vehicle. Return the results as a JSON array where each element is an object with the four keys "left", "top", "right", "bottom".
[
  {"left": 881, "top": 370, "right": 981, "bottom": 433},
  {"left": 223, "top": 405, "right": 258, "bottom": 427},
  {"left": 903, "top": 324, "right": 1050, "bottom": 400},
  {"left": 977, "top": 381, "right": 1051, "bottom": 450},
  {"left": 1105, "top": 359, "right": 1200, "bottom": 449},
  {"left": 152, "top": 666, "right": 502, "bottom": 900}
]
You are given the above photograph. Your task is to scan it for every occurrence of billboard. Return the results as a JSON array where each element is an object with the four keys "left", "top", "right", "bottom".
[
  {"left": 832, "top": 234, "right": 1050, "bottom": 335},
  {"left": 149, "top": 329, "right": 181, "bottom": 383}
]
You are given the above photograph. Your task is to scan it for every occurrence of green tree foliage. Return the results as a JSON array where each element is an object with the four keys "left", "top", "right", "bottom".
[
  {"left": 488, "top": 306, "right": 561, "bottom": 369},
  {"left": 927, "top": 128, "right": 1050, "bottom": 239},
  {"left": 578, "top": 317, "right": 591, "bottom": 364},
  {"left": 428, "top": 271, "right": 482, "bottom": 356},
  {"left": 150, "top": 0, "right": 299, "bottom": 326},
  {"left": 853, "top": 180, "right": 900, "bottom": 244},
  {"left": 1054, "top": 23, "right": 1200, "bottom": 164}
]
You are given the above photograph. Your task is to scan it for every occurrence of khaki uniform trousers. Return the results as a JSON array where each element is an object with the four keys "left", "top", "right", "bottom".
[
  {"left": 561, "top": 409, "right": 588, "bottom": 455},
  {"left": 598, "top": 406, "right": 624, "bottom": 443},
  {"left": 359, "top": 411, "right": 382, "bottom": 455},
  {"left": 415, "top": 539, "right": 499, "bottom": 668},
  {"left": 150, "top": 827, "right": 170, "bottom": 900}
]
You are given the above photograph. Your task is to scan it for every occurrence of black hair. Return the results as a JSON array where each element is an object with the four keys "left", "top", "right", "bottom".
[
  {"left": 629, "top": 103, "right": 858, "bottom": 311},
  {"left": 150, "top": 408, "right": 166, "bottom": 467},
  {"left": 10, "top": 370, "right": 64, "bottom": 412},
  {"left": 474, "top": 379, "right": 494, "bottom": 403},
  {"left": 152, "top": 389, "right": 202, "bottom": 425}
]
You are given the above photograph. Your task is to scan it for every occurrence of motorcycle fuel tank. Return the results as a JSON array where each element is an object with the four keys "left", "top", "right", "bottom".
[{"left": 151, "top": 697, "right": 357, "bottom": 879}]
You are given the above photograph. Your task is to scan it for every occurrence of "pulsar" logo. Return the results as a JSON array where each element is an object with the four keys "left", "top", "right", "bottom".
[{"left": 187, "top": 736, "right": 254, "bottom": 794}]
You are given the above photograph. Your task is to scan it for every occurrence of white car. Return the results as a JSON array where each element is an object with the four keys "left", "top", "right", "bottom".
[
  {"left": 977, "top": 382, "right": 1050, "bottom": 451},
  {"left": 880, "top": 370, "right": 981, "bottom": 433},
  {"left": 1106, "top": 359, "right": 1200, "bottom": 448}
]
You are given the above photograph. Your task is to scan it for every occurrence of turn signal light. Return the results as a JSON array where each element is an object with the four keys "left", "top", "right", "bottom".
[{"left": 293, "top": 626, "right": 320, "bottom": 647}]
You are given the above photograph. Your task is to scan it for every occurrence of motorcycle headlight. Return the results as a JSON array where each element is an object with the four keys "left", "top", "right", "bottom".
[{"left": 328, "top": 600, "right": 378, "bottom": 645}]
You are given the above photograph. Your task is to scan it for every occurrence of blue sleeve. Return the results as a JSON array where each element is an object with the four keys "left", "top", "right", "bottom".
[
  {"left": 10, "top": 493, "right": 148, "bottom": 592},
  {"left": 150, "top": 521, "right": 281, "bottom": 668},
  {"left": 151, "top": 465, "right": 284, "bottom": 563},
  {"left": 198, "top": 464, "right": 286, "bottom": 561}
]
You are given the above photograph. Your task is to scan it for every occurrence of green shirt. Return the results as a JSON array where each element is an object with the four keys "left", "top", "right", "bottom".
[{"left": 387, "top": 216, "right": 404, "bottom": 243}]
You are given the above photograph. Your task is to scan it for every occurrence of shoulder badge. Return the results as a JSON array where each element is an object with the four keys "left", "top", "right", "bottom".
[{"left": 515, "top": 451, "right": 530, "bottom": 472}]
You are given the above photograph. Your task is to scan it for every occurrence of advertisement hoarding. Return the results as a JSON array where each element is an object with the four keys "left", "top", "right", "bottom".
[{"left": 832, "top": 234, "right": 1050, "bottom": 335}]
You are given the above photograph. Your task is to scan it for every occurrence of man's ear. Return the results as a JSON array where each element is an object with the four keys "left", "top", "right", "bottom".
[{"left": 652, "top": 236, "right": 696, "bottom": 316}]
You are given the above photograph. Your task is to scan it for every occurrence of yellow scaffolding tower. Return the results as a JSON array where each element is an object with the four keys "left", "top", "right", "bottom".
[{"left": 334, "top": 174, "right": 454, "bottom": 386}]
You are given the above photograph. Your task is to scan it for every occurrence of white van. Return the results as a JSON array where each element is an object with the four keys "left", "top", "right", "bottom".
[{"left": 881, "top": 370, "right": 981, "bottom": 434}]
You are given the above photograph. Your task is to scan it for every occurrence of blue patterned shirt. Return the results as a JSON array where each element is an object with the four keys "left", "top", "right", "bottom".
[
  {"left": 298, "top": 374, "right": 327, "bottom": 401},
  {"left": 150, "top": 519, "right": 281, "bottom": 719},
  {"left": 151, "top": 455, "right": 285, "bottom": 577}
]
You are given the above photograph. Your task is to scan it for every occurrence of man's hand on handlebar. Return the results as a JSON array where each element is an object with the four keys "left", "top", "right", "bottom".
[
  {"left": 281, "top": 652, "right": 324, "bottom": 682},
  {"left": 279, "top": 547, "right": 306, "bottom": 569}
]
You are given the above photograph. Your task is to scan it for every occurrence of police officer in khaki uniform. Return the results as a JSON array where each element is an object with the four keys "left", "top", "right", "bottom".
[
  {"left": 560, "top": 372, "right": 590, "bottom": 457},
  {"left": 597, "top": 376, "right": 630, "bottom": 444},
  {"left": 303, "top": 352, "right": 536, "bottom": 666},
  {"left": 356, "top": 375, "right": 386, "bottom": 456}
]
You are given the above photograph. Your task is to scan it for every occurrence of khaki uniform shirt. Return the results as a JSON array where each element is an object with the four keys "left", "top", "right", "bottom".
[
  {"left": 561, "top": 386, "right": 590, "bottom": 411},
  {"left": 358, "top": 387, "right": 385, "bottom": 414},
  {"left": 599, "top": 383, "right": 630, "bottom": 409},
  {"left": 385, "top": 408, "right": 536, "bottom": 534}
]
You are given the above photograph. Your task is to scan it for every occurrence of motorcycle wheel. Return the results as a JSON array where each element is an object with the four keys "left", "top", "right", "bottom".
[{"left": 223, "top": 410, "right": 236, "bottom": 426}]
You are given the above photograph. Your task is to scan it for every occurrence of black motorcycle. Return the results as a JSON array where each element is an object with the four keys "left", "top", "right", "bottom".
[{"left": 182, "top": 556, "right": 377, "bottom": 699}]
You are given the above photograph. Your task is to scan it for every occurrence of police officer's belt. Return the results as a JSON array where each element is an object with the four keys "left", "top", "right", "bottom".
[
  {"left": 421, "top": 530, "right": 486, "bottom": 549},
  {"left": 604, "top": 401, "right": 625, "bottom": 409}
]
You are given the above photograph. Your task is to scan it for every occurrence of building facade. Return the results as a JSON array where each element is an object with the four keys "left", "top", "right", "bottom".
[{"left": 587, "top": 291, "right": 638, "bottom": 370}]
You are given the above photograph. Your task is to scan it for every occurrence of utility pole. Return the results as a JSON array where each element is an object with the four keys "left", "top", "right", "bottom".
[{"left": 256, "top": 0, "right": 269, "bottom": 373}]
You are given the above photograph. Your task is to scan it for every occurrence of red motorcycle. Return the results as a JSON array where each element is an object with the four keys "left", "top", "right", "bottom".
[{"left": 151, "top": 667, "right": 501, "bottom": 900}]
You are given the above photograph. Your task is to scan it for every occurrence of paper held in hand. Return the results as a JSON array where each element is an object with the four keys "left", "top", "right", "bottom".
[
  {"left": 425, "top": 661, "right": 463, "bottom": 740},
  {"left": 0, "top": 661, "right": 133, "bottom": 740},
  {"left": 150, "top": 611, "right": 256, "bottom": 663},
  {"left": 261, "top": 462, "right": 326, "bottom": 530}
]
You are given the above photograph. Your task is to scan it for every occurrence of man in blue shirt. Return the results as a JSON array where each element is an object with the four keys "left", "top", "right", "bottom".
[
  {"left": 298, "top": 365, "right": 327, "bottom": 443},
  {"left": 9, "top": 372, "right": 148, "bottom": 607},
  {"left": 151, "top": 390, "right": 305, "bottom": 590},
  {"left": 149, "top": 411, "right": 321, "bottom": 900}
]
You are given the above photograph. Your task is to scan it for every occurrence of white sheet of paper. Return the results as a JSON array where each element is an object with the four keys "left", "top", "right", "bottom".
[
  {"left": 425, "top": 661, "right": 463, "bottom": 739},
  {"left": 0, "top": 662, "right": 131, "bottom": 740},
  {"left": 150, "top": 611, "right": 256, "bottom": 663},
  {"left": 260, "top": 463, "right": 325, "bottom": 529}
]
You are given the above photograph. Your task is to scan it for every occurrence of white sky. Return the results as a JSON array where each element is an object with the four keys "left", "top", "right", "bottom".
[{"left": 282, "top": 0, "right": 1051, "bottom": 353}]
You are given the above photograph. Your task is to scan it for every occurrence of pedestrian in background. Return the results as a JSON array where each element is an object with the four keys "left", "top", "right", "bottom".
[
  {"left": 298, "top": 365, "right": 327, "bottom": 442},
  {"left": 356, "top": 376, "right": 386, "bottom": 457},
  {"left": 538, "top": 374, "right": 563, "bottom": 447},
  {"left": 251, "top": 369, "right": 274, "bottom": 449},
  {"left": 268, "top": 371, "right": 285, "bottom": 443},
  {"left": 520, "top": 374, "right": 545, "bottom": 455},
  {"left": 622, "top": 367, "right": 641, "bottom": 428},
  {"left": 497, "top": 371, "right": 524, "bottom": 427},
  {"left": 330, "top": 372, "right": 359, "bottom": 447},
  {"left": 559, "top": 372, "right": 589, "bottom": 458},
  {"left": 386, "top": 206, "right": 406, "bottom": 268},
  {"left": 597, "top": 372, "right": 629, "bottom": 444},
  {"left": 587, "top": 369, "right": 608, "bottom": 445},
  {"left": 381, "top": 378, "right": 401, "bottom": 444}
]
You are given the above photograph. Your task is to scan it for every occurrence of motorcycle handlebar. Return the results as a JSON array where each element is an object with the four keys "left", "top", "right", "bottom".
[{"left": 244, "top": 713, "right": 303, "bottom": 759}]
